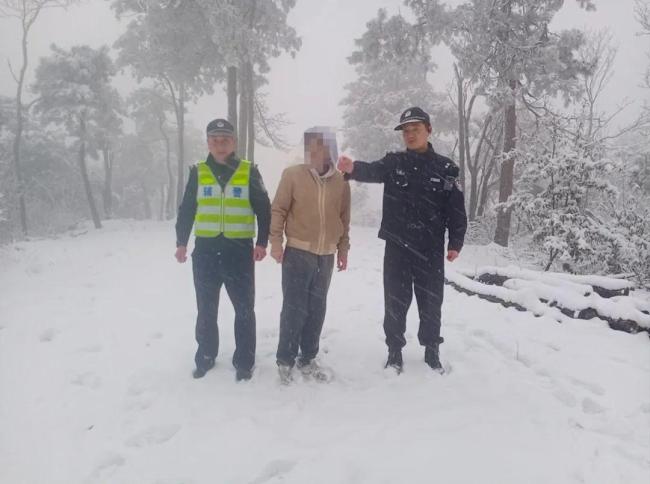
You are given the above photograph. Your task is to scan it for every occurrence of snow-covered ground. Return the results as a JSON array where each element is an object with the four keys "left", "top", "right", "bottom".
[{"left": 1, "top": 220, "right": 649, "bottom": 484}]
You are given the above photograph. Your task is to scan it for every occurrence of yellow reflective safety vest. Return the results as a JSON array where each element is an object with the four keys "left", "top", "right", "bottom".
[{"left": 194, "top": 159, "right": 256, "bottom": 239}]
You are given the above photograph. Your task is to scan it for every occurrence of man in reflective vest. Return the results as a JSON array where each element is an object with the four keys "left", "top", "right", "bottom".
[{"left": 175, "top": 118, "right": 271, "bottom": 381}]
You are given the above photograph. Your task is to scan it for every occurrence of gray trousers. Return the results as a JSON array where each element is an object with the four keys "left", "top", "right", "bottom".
[{"left": 276, "top": 247, "right": 334, "bottom": 366}]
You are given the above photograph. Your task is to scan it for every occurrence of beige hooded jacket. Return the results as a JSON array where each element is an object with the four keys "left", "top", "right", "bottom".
[{"left": 270, "top": 127, "right": 351, "bottom": 257}]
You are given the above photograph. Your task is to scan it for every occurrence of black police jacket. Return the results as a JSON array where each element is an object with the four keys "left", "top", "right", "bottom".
[{"left": 347, "top": 143, "right": 467, "bottom": 257}]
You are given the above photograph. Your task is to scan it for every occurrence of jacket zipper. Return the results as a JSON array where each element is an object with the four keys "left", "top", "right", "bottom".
[{"left": 318, "top": 178, "right": 326, "bottom": 253}]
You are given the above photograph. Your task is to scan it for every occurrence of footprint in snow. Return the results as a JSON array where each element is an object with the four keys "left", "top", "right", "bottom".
[
  {"left": 470, "top": 329, "right": 515, "bottom": 359},
  {"left": 77, "top": 344, "right": 104, "bottom": 354},
  {"left": 570, "top": 377, "right": 606, "bottom": 396},
  {"left": 71, "top": 372, "right": 102, "bottom": 389},
  {"left": 248, "top": 459, "right": 297, "bottom": 484},
  {"left": 39, "top": 328, "right": 59, "bottom": 342},
  {"left": 123, "top": 371, "right": 164, "bottom": 411},
  {"left": 581, "top": 397, "right": 606, "bottom": 414},
  {"left": 553, "top": 387, "right": 578, "bottom": 408},
  {"left": 125, "top": 424, "right": 181, "bottom": 448},
  {"left": 86, "top": 452, "right": 125, "bottom": 483},
  {"left": 124, "top": 398, "right": 153, "bottom": 412}
]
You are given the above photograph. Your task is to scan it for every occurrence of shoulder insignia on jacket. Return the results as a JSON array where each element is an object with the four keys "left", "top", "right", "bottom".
[{"left": 444, "top": 161, "right": 460, "bottom": 178}]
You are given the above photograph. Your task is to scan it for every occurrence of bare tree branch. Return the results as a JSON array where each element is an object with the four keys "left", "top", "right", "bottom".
[{"left": 7, "top": 58, "right": 18, "bottom": 83}]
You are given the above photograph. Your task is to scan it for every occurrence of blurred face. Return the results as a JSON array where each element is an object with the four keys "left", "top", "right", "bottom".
[
  {"left": 401, "top": 122, "right": 432, "bottom": 152},
  {"left": 207, "top": 134, "right": 236, "bottom": 162},
  {"left": 305, "top": 134, "right": 329, "bottom": 169}
]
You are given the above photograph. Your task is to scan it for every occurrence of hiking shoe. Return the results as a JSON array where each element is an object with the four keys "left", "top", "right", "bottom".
[
  {"left": 296, "top": 357, "right": 313, "bottom": 374},
  {"left": 235, "top": 367, "right": 253, "bottom": 382},
  {"left": 385, "top": 349, "right": 403, "bottom": 373},
  {"left": 297, "top": 359, "right": 331, "bottom": 382},
  {"left": 425, "top": 345, "right": 444, "bottom": 374},
  {"left": 192, "top": 357, "right": 215, "bottom": 379},
  {"left": 277, "top": 364, "right": 293, "bottom": 385}
]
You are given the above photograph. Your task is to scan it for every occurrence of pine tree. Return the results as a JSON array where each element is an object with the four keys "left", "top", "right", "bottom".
[
  {"left": 32, "top": 45, "right": 120, "bottom": 230},
  {"left": 113, "top": 0, "right": 224, "bottom": 206},
  {"left": 410, "top": 0, "right": 596, "bottom": 246},
  {"left": 341, "top": 9, "right": 449, "bottom": 161}
]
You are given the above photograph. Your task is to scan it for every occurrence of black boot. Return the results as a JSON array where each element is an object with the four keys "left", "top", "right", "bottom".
[
  {"left": 235, "top": 367, "right": 253, "bottom": 382},
  {"left": 385, "top": 348, "right": 403, "bottom": 373},
  {"left": 193, "top": 357, "right": 215, "bottom": 379},
  {"left": 424, "top": 344, "right": 444, "bottom": 374}
]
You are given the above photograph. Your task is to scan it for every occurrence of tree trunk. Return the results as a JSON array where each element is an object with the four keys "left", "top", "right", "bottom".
[
  {"left": 175, "top": 84, "right": 186, "bottom": 213},
  {"left": 227, "top": 66, "right": 238, "bottom": 134},
  {"left": 238, "top": 65, "right": 248, "bottom": 158},
  {"left": 477, "top": 155, "right": 495, "bottom": 218},
  {"left": 159, "top": 183, "right": 166, "bottom": 221},
  {"left": 454, "top": 65, "right": 466, "bottom": 193},
  {"left": 494, "top": 80, "right": 517, "bottom": 246},
  {"left": 159, "top": 118, "right": 174, "bottom": 218},
  {"left": 11, "top": 17, "right": 33, "bottom": 237},
  {"left": 78, "top": 114, "right": 102, "bottom": 229},
  {"left": 469, "top": 168, "right": 479, "bottom": 221},
  {"left": 477, "top": 124, "right": 503, "bottom": 218},
  {"left": 102, "top": 147, "right": 113, "bottom": 219},
  {"left": 140, "top": 181, "right": 152, "bottom": 219},
  {"left": 246, "top": 62, "right": 255, "bottom": 163},
  {"left": 468, "top": 114, "right": 492, "bottom": 221}
]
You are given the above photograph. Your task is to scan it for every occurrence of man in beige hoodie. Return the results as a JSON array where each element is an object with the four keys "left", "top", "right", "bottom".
[{"left": 270, "top": 127, "right": 351, "bottom": 382}]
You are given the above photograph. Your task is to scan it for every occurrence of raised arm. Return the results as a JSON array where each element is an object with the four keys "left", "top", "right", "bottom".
[{"left": 337, "top": 153, "right": 397, "bottom": 183}]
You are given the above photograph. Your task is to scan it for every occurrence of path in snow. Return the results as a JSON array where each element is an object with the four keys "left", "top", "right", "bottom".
[{"left": 0, "top": 220, "right": 648, "bottom": 484}]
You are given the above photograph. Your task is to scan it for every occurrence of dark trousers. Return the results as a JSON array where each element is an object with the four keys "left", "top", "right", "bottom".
[
  {"left": 276, "top": 247, "right": 334, "bottom": 366},
  {"left": 192, "top": 243, "right": 256, "bottom": 371},
  {"left": 383, "top": 241, "right": 445, "bottom": 350}
]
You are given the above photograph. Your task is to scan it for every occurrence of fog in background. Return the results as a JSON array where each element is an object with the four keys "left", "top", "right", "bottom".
[{"left": 1, "top": 0, "right": 647, "bottom": 187}]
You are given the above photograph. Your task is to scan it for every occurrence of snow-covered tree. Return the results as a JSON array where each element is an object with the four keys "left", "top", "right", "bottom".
[
  {"left": 128, "top": 87, "right": 175, "bottom": 218},
  {"left": 113, "top": 0, "right": 224, "bottom": 205},
  {"left": 91, "top": 89, "right": 123, "bottom": 220},
  {"left": 32, "top": 45, "right": 120, "bottom": 230},
  {"left": 341, "top": 9, "right": 449, "bottom": 161},
  {"left": 509, "top": 117, "right": 617, "bottom": 272},
  {"left": 509, "top": 27, "right": 650, "bottom": 284},
  {"left": 0, "top": 94, "right": 90, "bottom": 239},
  {"left": 0, "top": 96, "right": 11, "bottom": 229},
  {"left": 0, "top": 0, "right": 77, "bottom": 236},
  {"left": 409, "top": 0, "right": 596, "bottom": 247},
  {"left": 636, "top": 0, "right": 650, "bottom": 88},
  {"left": 197, "top": 0, "right": 300, "bottom": 161},
  {"left": 111, "top": 133, "right": 159, "bottom": 220}
]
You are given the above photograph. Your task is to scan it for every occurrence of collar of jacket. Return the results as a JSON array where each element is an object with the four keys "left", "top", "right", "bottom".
[
  {"left": 308, "top": 161, "right": 336, "bottom": 180},
  {"left": 206, "top": 152, "right": 239, "bottom": 170},
  {"left": 406, "top": 142, "right": 436, "bottom": 156}
]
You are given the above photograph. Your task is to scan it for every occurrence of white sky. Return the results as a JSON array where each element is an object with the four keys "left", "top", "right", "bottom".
[{"left": 0, "top": 0, "right": 648, "bottom": 174}]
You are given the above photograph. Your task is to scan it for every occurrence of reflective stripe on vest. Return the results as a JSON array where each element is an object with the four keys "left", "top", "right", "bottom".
[{"left": 194, "top": 159, "right": 256, "bottom": 239}]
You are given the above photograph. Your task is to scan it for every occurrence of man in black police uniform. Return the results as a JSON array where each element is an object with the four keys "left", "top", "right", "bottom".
[
  {"left": 337, "top": 107, "right": 467, "bottom": 373},
  {"left": 175, "top": 118, "right": 271, "bottom": 381}
]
